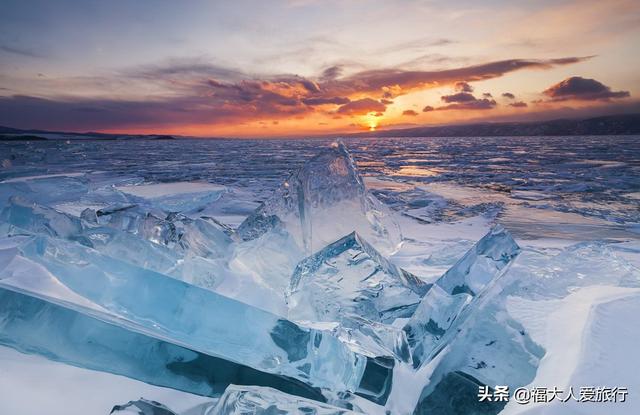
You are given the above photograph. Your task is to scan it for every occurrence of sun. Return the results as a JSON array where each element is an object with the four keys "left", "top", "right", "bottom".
[{"left": 364, "top": 113, "right": 380, "bottom": 131}]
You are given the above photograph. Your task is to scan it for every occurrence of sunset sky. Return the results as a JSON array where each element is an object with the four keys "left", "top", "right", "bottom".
[{"left": 1, "top": 0, "right": 639, "bottom": 137}]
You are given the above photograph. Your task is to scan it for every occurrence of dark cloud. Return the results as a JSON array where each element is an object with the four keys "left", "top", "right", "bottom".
[
  {"left": 337, "top": 98, "right": 386, "bottom": 115},
  {"left": 0, "top": 55, "right": 592, "bottom": 131},
  {"left": 502, "top": 92, "right": 515, "bottom": 99},
  {"left": 0, "top": 91, "right": 309, "bottom": 131},
  {"left": 436, "top": 98, "right": 497, "bottom": 111},
  {"left": 423, "top": 105, "right": 434, "bottom": 112},
  {"left": 509, "top": 101, "right": 528, "bottom": 108},
  {"left": 328, "top": 57, "right": 591, "bottom": 98},
  {"left": 543, "top": 76, "right": 630, "bottom": 101},
  {"left": 320, "top": 65, "right": 343, "bottom": 81},
  {"left": 297, "top": 77, "right": 321, "bottom": 93},
  {"left": 302, "top": 96, "right": 350, "bottom": 106},
  {"left": 454, "top": 81, "right": 474, "bottom": 92},
  {"left": 402, "top": 109, "right": 419, "bottom": 116},
  {"left": 441, "top": 92, "right": 476, "bottom": 103},
  {"left": 432, "top": 83, "right": 500, "bottom": 111}
]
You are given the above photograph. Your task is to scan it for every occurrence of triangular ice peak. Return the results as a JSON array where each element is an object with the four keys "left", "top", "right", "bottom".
[
  {"left": 236, "top": 141, "right": 401, "bottom": 255},
  {"left": 403, "top": 225, "right": 521, "bottom": 368},
  {"left": 287, "top": 231, "right": 430, "bottom": 327}
]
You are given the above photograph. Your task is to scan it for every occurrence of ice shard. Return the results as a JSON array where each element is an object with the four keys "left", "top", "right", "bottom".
[
  {"left": 210, "top": 385, "right": 361, "bottom": 415},
  {"left": 91, "top": 205, "right": 232, "bottom": 258},
  {"left": 435, "top": 225, "right": 521, "bottom": 297},
  {"left": 115, "top": 182, "right": 226, "bottom": 213},
  {"left": 402, "top": 285, "right": 472, "bottom": 367},
  {"left": 236, "top": 141, "right": 401, "bottom": 255},
  {"left": 0, "top": 198, "right": 228, "bottom": 288},
  {"left": 412, "top": 371, "right": 507, "bottom": 415},
  {"left": 0, "top": 175, "right": 89, "bottom": 209},
  {"left": 110, "top": 399, "right": 178, "bottom": 415},
  {"left": 224, "top": 227, "right": 305, "bottom": 313},
  {"left": 0, "top": 287, "right": 324, "bottom": 401},
  {"left": 0, "top": 234, "right": 394, "bottom": 397},
  {"left": 288, "top": 231, "right": 429, "bottom": 326},
  {"left": 403, "top": 225, "right": 521, "bottom": 368},
  {"left": 0, "top": 196, "right": 90, "bottom": 245}
]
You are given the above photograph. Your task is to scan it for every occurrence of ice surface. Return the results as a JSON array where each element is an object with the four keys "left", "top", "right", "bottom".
[
  {"left": 115, "top": 182, "right": 226, "bottom": 213},
  {"left": 288, "top": 231, "right": 429, "bottom": 326},
  {"left": 237, "top": 141, "right": 402, "bottom": 255},
  {"left": 210, "top": 385, "right": 361, "bottom": 414},
  {"left": 1, "top": 136, "right": 639, "bottom": 415},
  {"left": 0, "top": 234, "right": 379, "bottom": 393}
]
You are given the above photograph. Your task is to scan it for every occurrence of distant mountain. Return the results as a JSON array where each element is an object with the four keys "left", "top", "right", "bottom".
[
  {"left": 0, "top": 126, "right": 178, "bottom": 141},
  {"left": 347, "top": 113, "right": 640, "bottom": 138},
  {"left": 0, "top": 134, "right": 47, "bottom": 141}
]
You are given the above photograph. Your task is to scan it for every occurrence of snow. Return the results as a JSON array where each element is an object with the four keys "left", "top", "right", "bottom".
[{"left": 503, "top": 286, "right": 640, "bottom": 415}]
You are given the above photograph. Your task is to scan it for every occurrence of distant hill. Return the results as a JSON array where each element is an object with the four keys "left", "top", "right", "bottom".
[
  {"left": 347, "top": 113, "right": 640, "bottom": 138},
  {"left": 0, "top": 126, "right": 178, "bottom": 141},
  {"left": 0, "top": 134, "right": 47, "bottom": 141}
]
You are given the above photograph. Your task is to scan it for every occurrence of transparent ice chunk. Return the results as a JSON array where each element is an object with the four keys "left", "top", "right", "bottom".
[
  {"left": 236, "top": 141, "right": 401, "bottom": 255},
  {"left": 435, "top": 225, "right": 520, "bottom": 296},
  {"left": 1, "top": 198, "right": 227, "bottom": 288},
  {"left": 224, "top": 228, "right": 304, "bottom": 313},
  {"left": 0, "top": 234, "right": 389, "bottom": 394},
  {"left": 0, "top": 196, "right": 91, "bottom": 246},
  {"left": 0, "top": 175, "right": 89, "bottom": 209},
  {"left": 413, "top": 371, "right": 507, "bottom": 415},
  {"left": 0, "top": 287, "right": 325, "bottom": 401},
  {"left": 115, "top": 182, "right": 226, "bottom": 213},
  {"left": 110, "top": 399, "right": 178, "bottom": 415},
  {"left": 210, "top": 385, "right": 361, "bottom": 415},
  {"left": 95, "top": 206, "right": 232, "bottom": 259},
  {"left": 402, "top": 285, "right": 471, "bottom": 367},
  {"left": 403, "top": 225, "right": 521, "bottom": 367},
  {"left": 287, "top": 231, "right": 429, "bottom": 326}
]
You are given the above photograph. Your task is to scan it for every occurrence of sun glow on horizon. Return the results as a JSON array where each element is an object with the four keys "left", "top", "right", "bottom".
[{"left": 364, "top": 113, "right": 380, "bottom": 131}]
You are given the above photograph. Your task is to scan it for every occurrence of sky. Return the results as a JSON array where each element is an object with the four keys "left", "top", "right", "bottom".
[{"left": 0, "top": 0, "right": 639, "bottom": 137}]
